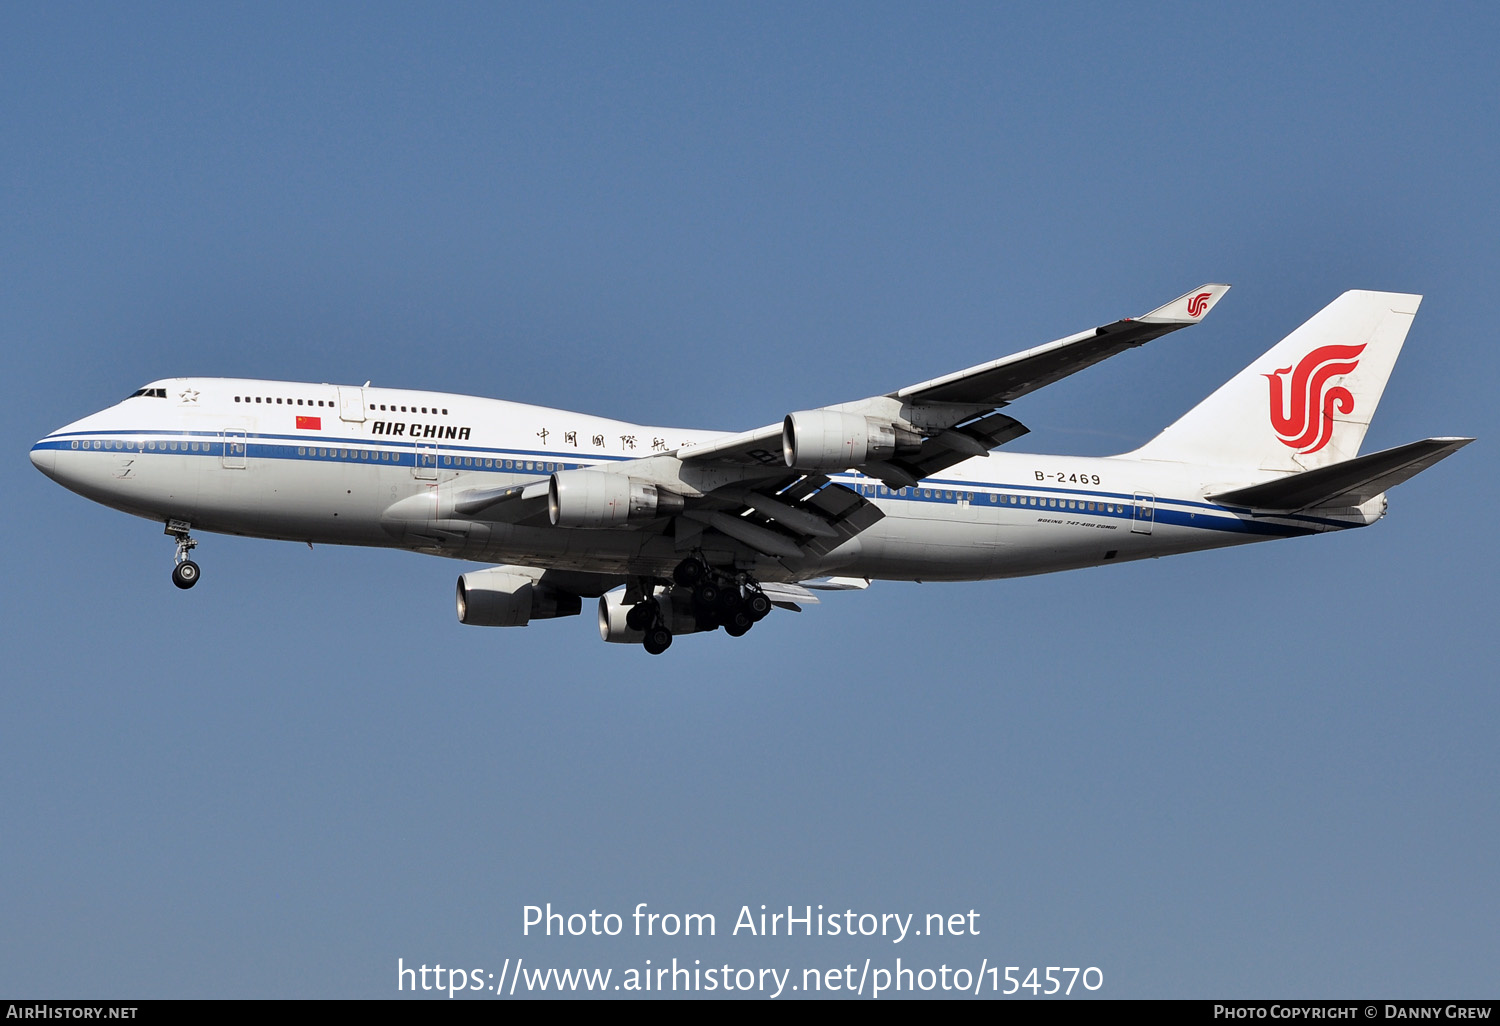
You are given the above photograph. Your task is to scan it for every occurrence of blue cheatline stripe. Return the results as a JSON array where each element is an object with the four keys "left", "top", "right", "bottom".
[
  {"left": 34, "top": 427, "right": 631, "bottom": 463},
  {"left": 34, "top": 430, "right": 1342, "bottom": 539}
]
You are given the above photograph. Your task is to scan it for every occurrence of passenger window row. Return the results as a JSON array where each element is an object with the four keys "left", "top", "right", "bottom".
[
  {"left": 71, "top": 438, "right": 589, "bottom": 467},
  {"left": 862, "top": 480, "right": 1128, "bottom": 514},
  {"left": 71, "top": 439, "right": 209, "bottom": 452},
  {"left": 231, "top": 397, "right": 451, "bottom": 415},
  {"left": 994, "top": 494, "right": 1124, "bottom": 513},
  {"left": 867, "top": 484, "right": 976, "bottom": 501},
  {"left": 443, "top": 456, "right": 572, "bottom": 471},
  {"left": 374, "top": 404, "right": 449, "bottom": 415},
  {"left": 296, "top": 447, "right": 397, "bottom": 461},
  {"left": 236, "top": 396, "right": 331, "bottom": 406}
]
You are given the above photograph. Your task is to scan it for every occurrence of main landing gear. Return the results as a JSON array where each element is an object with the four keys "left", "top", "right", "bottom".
[
  {"left": 628, "top": 556, "right": 775, "bottom": 655},
  {"left": 165, "top": 520, "right": 200, "bottom": 590},
  {"left": 625, "top": 597, "right": 674, "bottom": 655}
]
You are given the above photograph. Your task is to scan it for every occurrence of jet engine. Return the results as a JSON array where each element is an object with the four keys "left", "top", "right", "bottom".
[
  {"left": 456, "top": 569, "right": 582, "bottom": 627},
  {"left": 782, "top": 410, "right": 922, "bottom": 470},
  {"left": 548, "top": 469, "right": 684, "bottom": 528}
]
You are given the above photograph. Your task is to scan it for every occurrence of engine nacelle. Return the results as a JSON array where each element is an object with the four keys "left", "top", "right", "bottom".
[
  {"left": 597, "top": 590, "right": 710, "bottom": 643},
  {"left": 782, "top": 410, "right": 922, "bottom": 470},
  {"left": 548, "top": 469, "right": 684, "bottom": 528},
  {"left": 456, "top": 569, "right": 582, "bottom": 627}
]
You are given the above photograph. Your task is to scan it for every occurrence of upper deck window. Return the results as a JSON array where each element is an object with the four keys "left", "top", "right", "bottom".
[{"left": 128, "top": 387, "right": 168, "bottom": 399}]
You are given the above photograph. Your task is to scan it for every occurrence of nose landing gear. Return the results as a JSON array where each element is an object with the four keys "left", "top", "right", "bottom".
[{"left": 166, "top": 520, "right": 200, "bottom": 590}]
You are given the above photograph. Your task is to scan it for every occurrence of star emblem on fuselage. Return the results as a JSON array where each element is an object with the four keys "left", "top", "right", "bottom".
[{"left": 178, "top": 388, "right": 199, "bottom": 404}]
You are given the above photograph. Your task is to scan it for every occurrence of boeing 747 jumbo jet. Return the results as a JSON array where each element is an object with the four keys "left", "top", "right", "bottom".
[{"left": 31, "top": 286, "right": 1471, "bottom": 654}]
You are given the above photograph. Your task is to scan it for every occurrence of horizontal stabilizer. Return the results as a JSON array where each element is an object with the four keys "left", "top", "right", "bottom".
[{"left": 1210, "top": 437, "right": 1473, "bottom": 512}]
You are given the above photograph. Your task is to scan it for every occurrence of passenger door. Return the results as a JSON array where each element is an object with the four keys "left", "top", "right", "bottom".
[
  {"left": 1131, "top": 492, "right": 1155, "bottom": 534},
  {"left": 337, "top": 386, "right": 366, "bottom": 424},
  {"left": 222, "top": 430, "right": 247, "bottom": 469},
  {"left": 413, "top": 443, "right": 437, "bottom": 480}
]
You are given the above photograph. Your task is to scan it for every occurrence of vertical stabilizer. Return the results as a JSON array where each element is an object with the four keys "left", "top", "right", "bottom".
[{"left": 1129, "top": 291, "right": 1421, "bottom": 473}]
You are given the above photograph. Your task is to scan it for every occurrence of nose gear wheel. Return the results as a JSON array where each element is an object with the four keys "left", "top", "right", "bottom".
[{"left": 166, "top": 521, "right": 200, "bottom": 590}]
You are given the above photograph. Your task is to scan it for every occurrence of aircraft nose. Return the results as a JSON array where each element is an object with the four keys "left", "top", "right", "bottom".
[{"left": 29, "top": 440, "right": 56, "bottom": 478}]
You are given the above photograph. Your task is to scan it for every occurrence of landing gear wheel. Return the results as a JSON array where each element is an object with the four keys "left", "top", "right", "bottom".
[
  {"left": 166, "top": 522, "right": 200, "bottom": 590},
  {"left": 694, "top": 581, "right": 720, "bottom": 608},
  {"left": 673, "top": 558, "right": 704, "bottom": 587},
  {"left": 725, "top": 621, "right": 751, "bottom": 638},
  {"left": 746, "top": 592, "right": 772, "bottom": 620},
  {"left": 625, "top": 601, "right": 654, "bottom": 632},
  {"left": 172, "top": 560, "right": 200, "bottom": 590},
  {"left": 643, "top": 625, "right": 673, "bottom": 655}
]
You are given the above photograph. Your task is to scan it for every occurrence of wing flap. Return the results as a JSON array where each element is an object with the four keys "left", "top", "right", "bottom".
[
  {"left": 681, "top": 509, "right": 803, "bottom": 559},
  {"left": 736, "top": 490, "right": 840, "bottom": 538},
  {"left": 801, "top": 576, "right": 870, "bottom": 590},
  {"left": 758, "top": 581, "right": 821, "bottom": 606},
  {"left": 682, "top": 479, "right": 884, "bottom": 560},
  {"left": 865, "top": 411, "right": 1029, "bottom": 487},
  {"left": 797, "top": 482, "right": 884, "bottom": 558}
]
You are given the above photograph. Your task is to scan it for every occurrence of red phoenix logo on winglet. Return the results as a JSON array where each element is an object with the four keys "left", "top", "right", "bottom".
[
  {"left": 1265, "top": 344, "right": 1365, "bottom": 454},
  {"left": 1186, "top": 291, "right": 1213, "bottom": 317}
]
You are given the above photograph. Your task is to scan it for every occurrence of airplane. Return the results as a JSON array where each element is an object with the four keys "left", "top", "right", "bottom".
[{"left": 30, "top": 285, "right": 1471, "bottom": 654}]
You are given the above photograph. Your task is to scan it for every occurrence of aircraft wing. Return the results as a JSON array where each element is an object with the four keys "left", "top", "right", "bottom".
[
  {"left": 677, "top": 283, "right": 1229, "bottom": 485},
  {"left": 455, "top": 285, "right": 1231, "bottom": 563},
  {"left": 895, "top": 282, "right": 1231, "bottom": 406},
  {"left": 673, "top": 474, "right": 886, "bottom": 562}
]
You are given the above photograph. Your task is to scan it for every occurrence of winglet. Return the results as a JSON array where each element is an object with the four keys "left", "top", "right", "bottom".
[{"left": 1136, "top": 283, "right": 1231, "bottom": 324}]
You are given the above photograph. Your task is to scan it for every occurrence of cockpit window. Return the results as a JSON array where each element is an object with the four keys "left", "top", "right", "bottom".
[{"left": 129, "top": 387, "right": 168, "bottom": 399}]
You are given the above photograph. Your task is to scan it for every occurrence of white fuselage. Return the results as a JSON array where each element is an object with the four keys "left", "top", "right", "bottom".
[{"left": 31, "top": 377, "right": 1377, "bottom": 585}]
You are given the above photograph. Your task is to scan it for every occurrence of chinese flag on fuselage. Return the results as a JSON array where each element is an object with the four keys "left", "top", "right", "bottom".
[{"left": 296, "top": 416, "right": 321, "bottom": 430}]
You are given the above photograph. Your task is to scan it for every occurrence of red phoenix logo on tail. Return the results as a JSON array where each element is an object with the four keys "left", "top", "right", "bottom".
[
  {"left": 1186, "top": 291, "right": 1213, "bottom": 317},
  {"left": 1265, "top": 344, "right": 1365, "bottom": 454}
]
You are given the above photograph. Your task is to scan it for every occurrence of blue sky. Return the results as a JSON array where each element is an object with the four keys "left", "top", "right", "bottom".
[{"left": 3, "top": 2, "right": 1496, "bottom": 999}]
